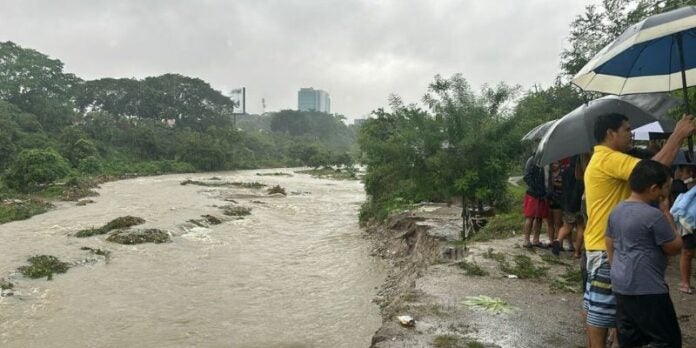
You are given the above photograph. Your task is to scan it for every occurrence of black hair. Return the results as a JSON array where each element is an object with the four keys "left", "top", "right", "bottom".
[
  {"left": 626, "top": 147, "right": 654, "bottom": 159},
  {"left": 629, "top": 159, "right": 671, "bottom": 193},
  {"left": 594, "top": 113, "right": 628, "bottom": 143}
]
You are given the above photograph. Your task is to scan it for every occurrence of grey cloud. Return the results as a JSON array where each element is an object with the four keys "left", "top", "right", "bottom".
[{"left": 0, "top": 0, "right": 596, "bottom": 119}]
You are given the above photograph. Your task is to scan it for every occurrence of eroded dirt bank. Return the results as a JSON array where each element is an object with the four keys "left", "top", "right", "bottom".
[{"left": 366, "top": 204, "right": 696, "bottom": 348}]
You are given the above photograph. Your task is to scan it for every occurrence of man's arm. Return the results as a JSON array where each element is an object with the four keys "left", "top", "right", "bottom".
[{"left": 652, "top": 114, "right": 696, "bottom": 166}]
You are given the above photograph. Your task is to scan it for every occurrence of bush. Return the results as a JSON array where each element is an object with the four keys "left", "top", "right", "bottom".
[
  {"left": 5, "top": 148, "right": 70, "bottom": 192},
  {"left": 77, "top": 155, "right": 103, "bottom": 174}
]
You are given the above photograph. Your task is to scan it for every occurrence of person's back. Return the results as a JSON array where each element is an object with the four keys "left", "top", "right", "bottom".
[{"left": 523, "top": 155, "right": 546, "bottom": 199}]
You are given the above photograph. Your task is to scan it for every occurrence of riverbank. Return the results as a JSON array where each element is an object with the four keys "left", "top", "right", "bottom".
[{"left": 366, "top": 204, "right": 696, "bottom": 348}]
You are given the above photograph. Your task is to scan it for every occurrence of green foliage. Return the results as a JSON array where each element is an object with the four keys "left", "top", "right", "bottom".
[
  {"left": 455, "top": 260, "right": 489, "bottom": 276},
  {"left": 5, "top": 148, "right": 70, "bottom": 192},
  {"left": 222, "top": 206, "right": 252, "bottom": 216},
  {"left": 433, "top": 335, "right": 466, "bottom": 348},
  {"left": 470, "top": 212, "right": 525, "bottom": 242},
  {"left": 267, "top": 185, "right": 287, "bottom": 195},
  {"left": 0, "top": 198, "right": 53, "bottom": 224},
  {"left": 550, "top": 266, "right": 584, "bottom": 293},
  {"left": 463, "top": 295, "right": 516, "bottom": 314},
  {"left": 106, "top": 228, "right": 171, "bottom": 244},
  {"left": 0, "top": 41, "right": 79, "bottom": 130},
  {"left": 75, "top": 216, "right": 145, "bottom": 238},
  {"left": 77, "top": 156, "right": 103, "bottom": 174},
  {"left": 499, "top": 255, "right": 548, "bottom": 279},
  {"left": 18, "top": 255, "right": 70, "bottom": 280},
  {"left": 359, "top": 74, "right": 521, "bottom": 222},
  {"left": 0, "top": 279, "right": 13, "bottom": 290}
]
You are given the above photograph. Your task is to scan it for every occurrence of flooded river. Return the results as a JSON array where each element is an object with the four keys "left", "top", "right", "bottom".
[{"left": 0, "top": 169, "right": 386, "bottom": 347}]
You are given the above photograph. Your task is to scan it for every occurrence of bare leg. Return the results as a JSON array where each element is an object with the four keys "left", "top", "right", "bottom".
[
  {"left": 680, "top": 249, "right": 694, "bottom": 291},
  {"left": 574, "top": 224, "right": 585, "bottom": 258},
  {"left": 587, "top": 326, "right": 608, "bottom": 348},
  {"left": 523, "top": 217, "right": 533, "bottom": 244},
  {"left": 565, "top": 227, "right": 574, "bottom": 250},
  {"left": 609, "top": 328, "right": 619, "bottom": 348},
  {"left": 545, "top": 217, "right": 554, "bottom": 245},
  {"left": 553, "top": 209, "right": 563, "bottom": 242},
  {"left": 532, "top": 217, "right": 542, "bottom": 244},
  {"left": 556, "top": 221, "right": 571, "bottom": 243}
]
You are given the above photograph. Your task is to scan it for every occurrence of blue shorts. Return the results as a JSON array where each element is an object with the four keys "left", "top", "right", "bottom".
[{"left": 583, "top": 250, "right": 616, "bottom": 328}]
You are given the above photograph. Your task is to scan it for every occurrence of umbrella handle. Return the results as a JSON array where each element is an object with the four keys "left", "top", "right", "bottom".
[{"left": 677, "top": 33, "right": 693, "bottom": 162}]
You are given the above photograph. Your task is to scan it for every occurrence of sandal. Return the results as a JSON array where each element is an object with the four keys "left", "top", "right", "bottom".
[
  {"left": 523, "top": 241, "right": 533, "bottom": 249},
  {"left": 679, "top": 285, "right": 694, "bottom": 294},
  {"left": 532, "top": 242, "right": 547, "bottom": 249}
]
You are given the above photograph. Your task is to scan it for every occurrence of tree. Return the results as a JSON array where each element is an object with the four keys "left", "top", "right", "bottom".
[
  {"left": 5, "top": 148, "right": 70, "bottom": 192},
  {"left": 0, "top": 41, "right": 80, "bottom": 128}
]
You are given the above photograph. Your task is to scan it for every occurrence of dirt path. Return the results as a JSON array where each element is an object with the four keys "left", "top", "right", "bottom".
[{"left": 367, "top": 204, "right": 696, "bottom": 348}]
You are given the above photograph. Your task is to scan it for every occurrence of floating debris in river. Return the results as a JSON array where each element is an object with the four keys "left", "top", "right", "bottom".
[
  {"left": 17, "top": 255, "right": 70, "bottom": 280},
  {"left": 106, "top": 228, "right": 171, "bottom": 244},
  {"left": 267, "top": 185, "right": 287, "bottom": 196},
  {"left": 75, "top": 216, "right": 146, "bottom": 238},
  {"left": 222, "top": 206, "right": 251, "bottom": 217},
  {"left": 397, "top": 315, "right": 415, "bottom": 327}
]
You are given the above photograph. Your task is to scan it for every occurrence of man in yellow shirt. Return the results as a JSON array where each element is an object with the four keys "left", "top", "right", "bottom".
[{"left": 584, "top": 113, "right": 695, "bottom": 347}]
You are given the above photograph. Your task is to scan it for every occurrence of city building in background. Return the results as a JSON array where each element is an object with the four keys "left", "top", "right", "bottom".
[{"left": 298, "top": 87, "right": 331, "bottom": 113}]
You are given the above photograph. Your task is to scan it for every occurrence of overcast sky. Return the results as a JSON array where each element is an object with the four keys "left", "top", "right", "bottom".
[{"left": 0, "top": 0, "right": 597, "bottom": 121}]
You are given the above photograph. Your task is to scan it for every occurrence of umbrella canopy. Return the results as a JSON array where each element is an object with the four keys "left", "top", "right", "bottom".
[
  {"left": 534, "top": 93, "right": 679, "bottom": 166},
  {"left": 571, "top": 6, "right": 696, "bottom": 159},
  {"left": 673, "top": 148, "right": 696, "bottom": 166},
  {"left": 572, "top": 6, "right": 696, "bottom": 94},
  {"left": 631, "top": 120, "right": 676, "bottom": 140},
  {"left": 521, "top": 119, "right": 558, "bottom": 142}
]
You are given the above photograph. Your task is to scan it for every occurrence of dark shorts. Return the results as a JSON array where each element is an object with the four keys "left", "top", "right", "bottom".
[
  {"left": 683, "top": 234, "right": 696, "bottom": 251},
  {"left": 523, "top": 194, "right": 548, "bottom": 218},
  {"left": 549, "top": 197, "right": 561, "bottom": 210},
  {"left": 562, "top": 211, "right": 585, "bottom": 225},
  {"left": 615, "top": 293, "right": 682, "bottom": 348}
]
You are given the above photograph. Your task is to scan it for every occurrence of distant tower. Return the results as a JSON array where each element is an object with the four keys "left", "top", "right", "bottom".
[
  {"left": 298, "top": 87, "right": 330, "bottom": 113},
  {"left": 261, "top": 98, "right": 266, "bottom": 114}
]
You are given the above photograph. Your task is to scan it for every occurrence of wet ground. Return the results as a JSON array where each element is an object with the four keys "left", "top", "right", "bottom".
[{"left": 368, "top": 204, "right": 696, "bottom": 348}]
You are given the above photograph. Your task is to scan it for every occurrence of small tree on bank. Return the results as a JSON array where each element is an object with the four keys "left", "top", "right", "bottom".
[{"left": 5, "top": 148, "right": 70, "bottom": 192}]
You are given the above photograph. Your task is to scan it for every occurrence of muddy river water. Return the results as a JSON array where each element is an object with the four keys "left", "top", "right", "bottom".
[{"left": 0, "top": 169, "right": 386, "bottom": 347}]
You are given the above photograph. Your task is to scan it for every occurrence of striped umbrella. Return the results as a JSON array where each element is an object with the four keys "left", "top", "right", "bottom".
[{"left": 572, "top": 6, "right": 696, "bottom": 157}]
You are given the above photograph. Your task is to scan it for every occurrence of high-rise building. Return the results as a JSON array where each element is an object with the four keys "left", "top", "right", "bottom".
[{"left": 298, "top": 88, "right": 331, "bottom": 113}]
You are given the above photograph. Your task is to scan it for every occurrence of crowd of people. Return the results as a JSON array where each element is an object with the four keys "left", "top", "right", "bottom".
[{"left": 522, "top": 113, "right": 696, "bottom": 347}]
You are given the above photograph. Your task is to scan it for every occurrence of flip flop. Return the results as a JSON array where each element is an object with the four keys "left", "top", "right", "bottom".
[
  {"left": 679, "top": 286, "right": 693, "bottom": 295},
  {"left": 532, "top": 242, "right": 547, "bottom": 249}
]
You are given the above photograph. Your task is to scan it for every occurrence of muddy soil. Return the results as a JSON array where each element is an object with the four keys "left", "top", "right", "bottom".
[{"left": 367, "top": 204, "right": 696, "bottom": 348}]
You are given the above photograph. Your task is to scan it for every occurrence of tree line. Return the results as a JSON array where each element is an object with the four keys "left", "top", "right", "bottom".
[{"left": 0, "top": 41, "right": 356, "bottom": 193}]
